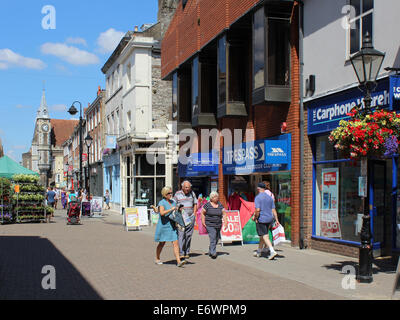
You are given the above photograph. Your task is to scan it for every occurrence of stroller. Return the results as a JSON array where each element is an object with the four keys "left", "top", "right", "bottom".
[{"left": 67, "top": 195, "right": 81, "bottom": 225}]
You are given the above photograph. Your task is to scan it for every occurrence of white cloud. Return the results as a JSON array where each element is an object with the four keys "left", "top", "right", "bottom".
[
  {"left": 49, "top": 104, "right": 67, "bottom": 112},
  {"left": 41, "top": 42, "right": 100, "bottom": 66},
  {"left": 0, "top": 49, "right": 46, "bottom": 70},
  {"left": 65, "top": 37, "right": 88, "bottom": 47},
  {"left": 96, "top": 28, "right": 125, "bottom": 54}
]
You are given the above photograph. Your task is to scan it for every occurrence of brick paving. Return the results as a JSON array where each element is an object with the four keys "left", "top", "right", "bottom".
[{"left": 0, "top": 209, "right": 398, "bottom": 300}]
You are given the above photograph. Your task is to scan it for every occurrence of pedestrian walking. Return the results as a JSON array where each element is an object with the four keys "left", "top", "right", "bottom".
[
  {"left": 104, "top": 190, "right": 110, "bottom": 210},
  {"left": 154, "top": 186, "right": 187, "bottom": 267},
  {"left": 173, "top": 181, "right": 197, "bottom": 260},
  {"left": 46, "top": 187, "right": 56, "bottom": 223},
  {"left": 54, "top": 187, "right": 59, "bottom": 210},
  {"left": 252, "top": 183, "right": 280, "bottom": 260},
  {"left": 61, "top": 188, "right": 67, "bottom": 209},
  {"left": 201, "top": 191, "right": 227, "bottom": 259},
  {"left": 253, "top": 180, "right": 276, "bottom": 256}
]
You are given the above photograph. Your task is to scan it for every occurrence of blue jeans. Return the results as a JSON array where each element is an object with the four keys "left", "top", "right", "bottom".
[{"left": 206, "top": 225, "right": 221, "bottom": 256}]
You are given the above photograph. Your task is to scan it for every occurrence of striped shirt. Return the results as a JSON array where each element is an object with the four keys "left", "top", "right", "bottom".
[{"left": 173, "top": 190, "right": 197, "bottom": 216}]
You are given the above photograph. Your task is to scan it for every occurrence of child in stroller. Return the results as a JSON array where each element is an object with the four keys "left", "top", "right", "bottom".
[{"left": 67, "top": 192, "right": 81, "bottom": 225}]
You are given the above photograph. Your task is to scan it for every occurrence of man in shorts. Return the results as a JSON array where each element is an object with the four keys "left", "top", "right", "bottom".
[{"left": 253, "top": 183, "right": 280, "bottom": 260}]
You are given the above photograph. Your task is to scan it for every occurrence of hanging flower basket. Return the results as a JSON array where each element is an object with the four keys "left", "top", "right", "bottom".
[{"left": 329, "top": 106, "right": 400, "bottom": 160}]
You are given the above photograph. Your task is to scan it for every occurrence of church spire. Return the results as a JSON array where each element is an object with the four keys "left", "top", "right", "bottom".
[{"left": 36, "top": 87, "right": 49, "bottom": 119}]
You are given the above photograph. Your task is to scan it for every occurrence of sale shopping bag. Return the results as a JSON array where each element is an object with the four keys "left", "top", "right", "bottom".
[
  {"left": 272, "top": 224, "right": 286, "bottom": 246},
  {"left": 196, "top": 210, "right": 208, "bottom": 235}
]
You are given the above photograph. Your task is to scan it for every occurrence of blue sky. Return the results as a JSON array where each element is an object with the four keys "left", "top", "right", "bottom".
[{"left": 0, "top": 0, "right": 158, "bottom": 162}]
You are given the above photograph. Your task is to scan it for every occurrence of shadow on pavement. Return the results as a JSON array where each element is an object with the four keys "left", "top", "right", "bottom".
[
  {"left": 322, "top": 258, "right": 397, "bottom": 275},
  {"left": 0, "top": 236, "right": 102, "bottom": 300}
]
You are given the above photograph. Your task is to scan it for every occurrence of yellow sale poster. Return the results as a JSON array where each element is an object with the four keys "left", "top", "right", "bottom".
[{"left": 126, "top": 208, "right": 139, "bottom": 228}]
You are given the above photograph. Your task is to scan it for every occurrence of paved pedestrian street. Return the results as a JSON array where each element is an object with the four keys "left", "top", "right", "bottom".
[{"left": 0, "top": 209, "right": 398, "bottom": 300}]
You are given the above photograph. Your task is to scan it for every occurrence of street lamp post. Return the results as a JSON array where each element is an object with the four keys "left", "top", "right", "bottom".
[
  {"left": 65, "top": 162, "right": 69, "bottom": 190},
  {"left": 350, "top": 33, "right": 385, "bottom": 283},
  {"left": 68, "top": 101, "right": 83, "bottom": 192},
  {"left": 85, "top": 134, "right": 93, "bottom": 196}
]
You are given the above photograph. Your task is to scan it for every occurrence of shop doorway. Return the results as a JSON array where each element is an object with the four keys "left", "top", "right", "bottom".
[{"left": 370, "top": 160, "right": 387, "bottom": 253}]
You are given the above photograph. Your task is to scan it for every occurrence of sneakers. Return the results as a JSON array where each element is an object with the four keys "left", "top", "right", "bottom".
[
  {"left": 268, "top": 251, "right": 278, "bottom": 260},
  {"left": 253, "top": 250, "right": 261, "bottom": 258},
  {"left": 177, "top": 260, "right": 187, "bottom": 267}
]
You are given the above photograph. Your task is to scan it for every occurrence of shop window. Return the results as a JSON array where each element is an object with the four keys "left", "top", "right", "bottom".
[
  {"left": 315, "top": 135, "right": 340, "bottom": 162},
  {"left": 349, "top": 0, "right": 374, "bottom": 56},
  {"left": 262, "top": 173, "right": 292, "bottom": 240},
  {"left": 136, "top": 154, "right": 154, "bottom": 176},
  {"left": 134, "top": 154, "right": 166, "bottom": 206},
  {"left": 315, "top": 161, "right": 363, "bottom": 242}
]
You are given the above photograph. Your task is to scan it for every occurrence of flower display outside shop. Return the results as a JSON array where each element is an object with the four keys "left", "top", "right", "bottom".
[{"left": 329, "top": 106, "right": 400, "bottom": 160}]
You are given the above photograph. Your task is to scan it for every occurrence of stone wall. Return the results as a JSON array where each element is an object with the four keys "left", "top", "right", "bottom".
[{"left": 152, "top": 51, "right": 172, "bottom": 130}]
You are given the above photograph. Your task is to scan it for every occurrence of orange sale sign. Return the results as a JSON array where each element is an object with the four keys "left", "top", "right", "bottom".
[{"left": 221, "top": 210, "right": 243, "bottom": 243}]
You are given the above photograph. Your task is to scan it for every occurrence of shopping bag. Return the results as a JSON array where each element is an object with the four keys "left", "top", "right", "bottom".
[
  {"left": 242, "top": 219, "right": 260, "bottom": 244},
  {"left": 272, "top": 224, "right": 286, "bottom": 246},
  {"left": 196, "top": 208, "right": 208, "bottom": 235}
]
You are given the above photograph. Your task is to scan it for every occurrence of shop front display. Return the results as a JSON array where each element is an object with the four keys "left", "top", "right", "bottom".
[
  {"left": 223, "top": 134, "right": 292, "bottom": 242},
  {"left": 307, "top": 75, "right": 400, "bottom": 255},
  {"left": 12, "top": 174, "right": 50, "bottom": 223}
]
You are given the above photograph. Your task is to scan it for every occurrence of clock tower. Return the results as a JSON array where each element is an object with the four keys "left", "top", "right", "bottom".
[{"left": 32, "top": 89, "right": 52, "bottom": 186}]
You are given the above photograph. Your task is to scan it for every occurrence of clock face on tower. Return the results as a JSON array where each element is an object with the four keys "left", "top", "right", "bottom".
[{"left": 41, "top": 123, "right": 49, "bottom": 133}]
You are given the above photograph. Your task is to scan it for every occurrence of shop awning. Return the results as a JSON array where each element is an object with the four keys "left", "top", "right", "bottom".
[{"left": 0, "top": 156, "right": 39, "bottom": 179}]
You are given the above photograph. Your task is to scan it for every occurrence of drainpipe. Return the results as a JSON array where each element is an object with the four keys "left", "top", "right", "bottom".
[{"left": 298, "top": 0, "right": 305, "bottom": 249}]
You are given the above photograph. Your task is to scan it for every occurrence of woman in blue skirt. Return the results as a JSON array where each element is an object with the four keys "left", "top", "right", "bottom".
[{"left": 154, "top": 186, "right": 186, "bottom": 267}]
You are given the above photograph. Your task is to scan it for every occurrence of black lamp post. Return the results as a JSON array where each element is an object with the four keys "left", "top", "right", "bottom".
[
  {"left": 350, "top": 33, "right": 385, "bottom": 283},
  {"left": 85, "top": 134, "right": 93, "bottom": 196},
  {"left": 68, "top": 101, "right": 83, "bottom": 191},
  {"left": 65, "top": 162, "right": 69, "bottom": 190}
]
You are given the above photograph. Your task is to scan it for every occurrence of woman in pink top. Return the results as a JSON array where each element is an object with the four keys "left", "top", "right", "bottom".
[{"left": 263, "top": 181, "right": 275, "bottom": 201}]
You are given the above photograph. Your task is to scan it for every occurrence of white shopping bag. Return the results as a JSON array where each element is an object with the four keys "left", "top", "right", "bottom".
[{"left": 272, "top": 224, "right": 286, "bottom": 246}]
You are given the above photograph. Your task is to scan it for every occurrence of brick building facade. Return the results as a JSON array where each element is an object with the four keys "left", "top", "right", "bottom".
[{"left": 162, "top": 0, "right": 302, "bottom": 246}]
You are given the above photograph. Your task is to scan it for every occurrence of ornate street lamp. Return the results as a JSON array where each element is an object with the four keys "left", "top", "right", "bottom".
[
  {"left": 85, "top": 134, "right": 93, "bottom": 195},
  {"left": 68, "top": 101, "right": 83, "bottom": 191},
  {"left": 350, "top": 33, "right": 385, "bottom": 283}
]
